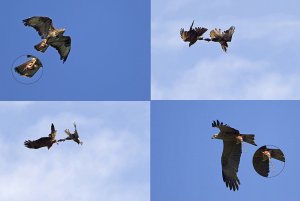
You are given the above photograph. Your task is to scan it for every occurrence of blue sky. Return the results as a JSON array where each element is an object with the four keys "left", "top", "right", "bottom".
[
  {"left": 151, "top": 101, "right": 299, "bottom": 201},
  {"left": 152, "top": 0, "right": 300, "bottom": 99},
  {"left": 0, "top": 101, "right": 149, "bottom": 201},
  {"left": 0, "top": 0, "right": 150, "bottom": 100}
]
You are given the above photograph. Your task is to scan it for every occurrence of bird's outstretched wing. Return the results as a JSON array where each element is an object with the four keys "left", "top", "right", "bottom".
[
  {"left": 270, "top": 148, "right": 285, "bottom": 162},
  {"left": 223, "top": 26, "right": 235, "bottom": 42},
  {"left": 212, "top": 120, "right": 239, "bottom": 134},
  {"left": 194, "top": 27, "right": 208, "bottom": 37},
  {"left": 222, "top": 141, "right": 241, "bottom": 191},
  {"left": 24, "top": 137, "right": 51, "bottom": 149},
  {"left": 14, "top": 56, "right": 42, "bottom": 78},
  {"left": 23, "top": 16, "right": 54, "bottom": 39},
  {"left": 48, "top": 36, "right": 71, "bottom": 63}
]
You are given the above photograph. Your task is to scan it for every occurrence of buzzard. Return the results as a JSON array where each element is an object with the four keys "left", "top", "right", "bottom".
[
  {"left": 252, "top": 145, "right": 285, "bottom": 177},
  {"left": 23, "top": 16, "right": 71, "bottom": 63},
  {"left": 205, "top": 26, "right": 235, "bottom": 52},
  {"left": 180, "top": 21, "right": 208, "bottom": 47},
  {"left": 211, "top": 120, "right": 257, "bottom": 191},
  {"left": 24, "top": 123, "right": 57, "bottom": 150},
  {"left": 58, "top": 122, "right": 83, "bottom": 145},
  {"left": 14, "top": 55, "right": 42, "bottom": 78}
]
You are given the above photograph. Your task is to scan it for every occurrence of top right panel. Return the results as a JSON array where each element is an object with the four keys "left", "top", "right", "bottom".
[{"left": 152, "top": 0, "right": 300, "bottom": 100}]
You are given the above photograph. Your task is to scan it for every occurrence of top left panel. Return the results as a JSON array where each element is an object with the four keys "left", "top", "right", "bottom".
[{"left": 0, "top": 0, "right": 150, "bottom": 101}]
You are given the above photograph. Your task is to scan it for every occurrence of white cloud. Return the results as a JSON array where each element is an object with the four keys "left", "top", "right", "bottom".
[
  {"left": 152, "top": 55, "right": 300, "bottom": 99},
  {"left": 0, "top": 103, "right": 149, "bottom": 201}
]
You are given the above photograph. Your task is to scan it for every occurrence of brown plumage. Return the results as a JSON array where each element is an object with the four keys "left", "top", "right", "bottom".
[
  {"left": 211, "top": 120, "right": 257, "bottom": 191},
  {"left": 252, "top": 145, "right": 285, "bottom": 177},
  {"left": 58, "top": 122, "right": 83, "bottom": 145},
  {"left": 14, "top": 55, "right": 43, "bottom": 78},
  {"left": 23, "top": 16, "right": 71, "bottom": 63},
  {"left": 24, "top": 123, "right": 57, "bottom": 150},
  {"left": 206, "top": 26, "right": 235, "bottom": 52},
  {"left": 180, "top": 21, "right": 208, "bottom": 47}
]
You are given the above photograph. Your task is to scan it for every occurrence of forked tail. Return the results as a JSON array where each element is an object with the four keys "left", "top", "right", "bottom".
[{"left": 241, "top": 134, "right": 257, "bottom": 146}]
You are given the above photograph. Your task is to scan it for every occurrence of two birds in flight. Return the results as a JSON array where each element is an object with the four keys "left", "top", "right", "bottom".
[
  {"left": 180, "top": 21, "right": 235, "bottom": 52},
  {"left": 211, "top": 120, "right": 285, "bottom": 191},
  {"left": 24, "top": 122, "right": 83, "bottom": 150},
  {"left": 14, "top": 16, "right": 71, "bottom": 78}
]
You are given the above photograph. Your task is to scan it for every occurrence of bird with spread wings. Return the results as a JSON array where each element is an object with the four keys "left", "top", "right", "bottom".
[
  {"left": 23, "top": 16, "right": 71, "bottom": 63},
  {"left": 14, "top": 55, "right": 43, "bottom": 78},
  {"left": 58, "top": 122, "right": 83, "bottom": 145},
  {"left": 180, "top": 21, "right": 208, "bottom": 47},
  {"left": 24, "top": 123, "right": 57, "bottom": 150},
  {"left": 252, "top": 145, "right": 285, "bottom": 177},
  {"left": 211, "top": 120, "right": 257, "bottom": 191},
  {"left": 206, "top": 26, "right": 235, "bottom": 52}
]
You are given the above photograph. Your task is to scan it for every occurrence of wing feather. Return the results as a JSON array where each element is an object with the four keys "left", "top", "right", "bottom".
[
  {"left": 23, "top": 16, "right": 54, "bottom": 39},
  {"left": 48, "top": 36, "right": 71, "bottom": 63}
]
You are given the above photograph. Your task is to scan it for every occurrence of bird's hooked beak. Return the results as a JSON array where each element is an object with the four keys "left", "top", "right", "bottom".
[{"left": 211, "top": 134, "right": 218, "bottom": 139}]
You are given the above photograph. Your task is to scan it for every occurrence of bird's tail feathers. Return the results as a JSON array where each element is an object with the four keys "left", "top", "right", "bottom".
[
  {"left": 241, "top": 134, "right": 257, "bottom": 146},
  {"left": 34, "top": 40, "right": 49, "bottom": 52}
]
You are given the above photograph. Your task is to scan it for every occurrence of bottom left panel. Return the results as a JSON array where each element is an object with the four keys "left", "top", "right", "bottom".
[{"left": 0, "top": 101, "right": 150, "bottom": 201}]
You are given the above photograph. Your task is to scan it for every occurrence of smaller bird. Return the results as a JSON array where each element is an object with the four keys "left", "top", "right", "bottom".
[
  {"left": 14, "top": 55, "right": 43, "bottom": 78},
  {"left": 180, "top": 20, "right": 208, "bottom": 47},
  {"left": 205, "top": 26, "right": 235, "bottom": 52},
  {"left": 23, "top": 16, "right": 71, "bottom": 63},
  {"left": 58, "top": 122, "right": 83, "bottom": 145},
  {"left": 24, "top": 123, "right": 57, "bottom": 150},
  {"left": 252, "top": 145, "right": 285, "bottom": 177}
]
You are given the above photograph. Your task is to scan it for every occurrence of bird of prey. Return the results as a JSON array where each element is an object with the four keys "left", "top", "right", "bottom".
[
  {"left": 180, "top": 20, "right": 208, "bottom": 47},
  {"left": 205, "top": 26, "right": 235, "bottom": 52},
  {"left": 211, "top": 120, "right": 257, "bottom": 191},
  {"left": 58, "top": 122, "right": 83, "bottom": 145},
  {"left": 24, "top": 123, "right": 57, "bottom": 150},
  {"left": 252, "top": 145, "right": 285, "bottom": 177},
  {"left": 23, "top": 16, "right": 71, "bottom": 63},
  {"left": 14, "top": 55, "right": 43, "bottom": 78}
]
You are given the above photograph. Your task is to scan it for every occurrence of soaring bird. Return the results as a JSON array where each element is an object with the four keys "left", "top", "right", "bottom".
[
  {"left": 180, "top": 20, "right": 208, "bottom": 47},
  {"left": 205, "top": 26, "right": 235, "bottom": 52},
  {"left": 211, "top": 120, "right": 257, "bottom": 191},
  {"left": 58, "top": 122, "right": 83, "bottom": 145},
  {"left": 252, "top": 145, "right": 285, "bottom": 177},
  {"left": 14, "top": 55, "right": 43, "bottom": 78},
  {"left": 24, "top": 123, "right": 57, "bottom": 150},
  {"left": 23, "top": 16, "right": 71, "bottom": 63}
]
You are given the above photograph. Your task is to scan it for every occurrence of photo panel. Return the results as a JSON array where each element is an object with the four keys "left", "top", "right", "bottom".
[
  {"left": 152, "top": 0, "right": 300, "bottom": 100},
  {"left": 1, "top": 0, "right": 150, "bottom": 100},
  {"left": 0, "top": 101, "right": 149, "bottom": 201},
  {"left": 151, "top": 100, "right": 298, "bottom": 201}
]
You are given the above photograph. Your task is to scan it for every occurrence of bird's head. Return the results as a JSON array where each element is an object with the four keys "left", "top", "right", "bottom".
[
  {"left": 58, "top": 28, "right": 65, "bottom": 35},
  {"left": 262, "top": 150, "right": 271, "bottom": 161}
]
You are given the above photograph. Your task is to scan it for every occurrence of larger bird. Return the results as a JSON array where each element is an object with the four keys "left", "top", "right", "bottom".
[
  {"left": 180, "top": 21, "right": 208, "bottom": 47},
  {"left": 252, "top": 145, "right": 285, "bottom": 177},
  {"left": 211, "top": 120, "right": 257, "bottom": 191},
  {"left": 206, "top": 26, "right": 235, "bottom": 52},
  {"left": 24, "top": 123, "right": 57, "bottom": 150},
  {"left": 58, "top": 122, "right": 83, "bottom": 145},
  {"left": 23, "top": 16, "right": 71, "bottom": 63}
]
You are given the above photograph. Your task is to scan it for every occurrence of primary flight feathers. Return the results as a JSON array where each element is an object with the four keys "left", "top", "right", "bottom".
[{"left": 23, "top": 16, "right": 71, "bottom": 63}]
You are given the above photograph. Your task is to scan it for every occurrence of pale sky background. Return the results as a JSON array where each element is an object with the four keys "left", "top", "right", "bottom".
[
  {"left": 152, "top": 101, "right": 298, "bottom": 201},
  {"left": 152, "top": 0, "right": 300, "bottom": 99},
  {"left": 0, "top": 101, "right": 149, "bottom": 201}
]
